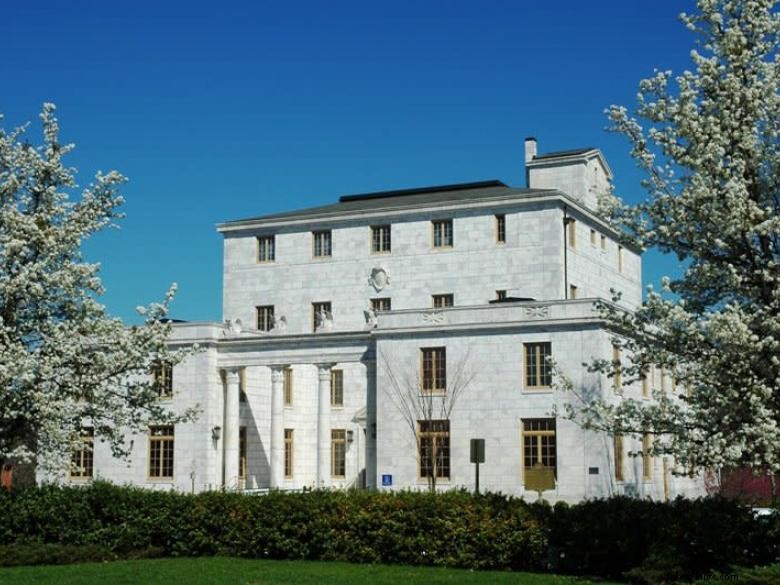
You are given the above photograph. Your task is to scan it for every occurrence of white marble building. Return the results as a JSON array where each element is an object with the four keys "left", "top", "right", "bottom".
[{"left": 62, "top": 138, "right": 702, "bottom": 502}]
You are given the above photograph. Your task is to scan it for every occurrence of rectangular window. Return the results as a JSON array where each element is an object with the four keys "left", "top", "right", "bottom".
[
  {"left": 600, "top": 234, "right": 607, "bottom": 251},
  {"left": 590, "top": 229, "right": 597, "bottom": 246},
  {"left": 371, "top": 225, "right": 391, "bottom": 253},
  {"left": 239, "top": 426, "right": 247, "bottom": 479},
  {"left": 371, "top": 297, "right": 391, "bottom": 312},
  {"left": 69, "top": 427, "right": 94, "bottom": 479},
  {"left": 152, "top": 361, "right": 173, "bottom": 398},
  {"left": 421, "top": 347, "right": 446, "bottom": 392},
  {"left": 284, "top": 429, "right": 294, "bottom": 478},
  {"left": 331, "top": 429, "right": 347, "bottom": 478},
  {"left": 418, "top": 420, "right": 450, "bottom": 479},
  {"left": 524, "top": 342, "right": 552, "bottom": 389},
  {"left": 642, "top": 364, "right": 652, "bottom": 398},
  {"left": 330, "top": 369, "right": 344, "bottom": 407},
  {"left": 568, "top": 218, "right": 576, "bottom": 248},
  {"left": 312, "top": 301, "right": 332, "bottom": 332},
  {"left": 313, "top": 230, "right": 332, "bottom": 258},
  {"left": 496, "top": 214, "right": 506, "bottom": 243},
  {"left": 432, "top": 294, "right": 454, "bottom": 308},
  {"left": 496, "top": 290, "right": 507, "bottom": 301},
  {"left": 618, "top": 246, "right": 624, "bottom": 273},
  {"left": 642, "top": 433, "right": 653, "bottom": 480},
  {"left": 148, "top": 425, "right": 174, "bottom": 479},
  {"left": 257, "top": 235, "right": 275, "bottom": 262},
  {"left": 569, "top": 284, "right": 578, "bottom": 299},
  {"left": 256, "top": 305, "right": 275, "bottom": 332},
  {"left": 521, "top": 418, "right": 556, "bottom": 491},
  {"left": 432, "top": 219, "right": 453, "bottom": 248},
  {"left": 614, "top": 434, "right": 624, "bottom": 482},
  {"left": 283, "top": 368, "right": 293, "bottom": 406},
  {"left": 613, "top": 345, "right": 622, "bottom": 391}
]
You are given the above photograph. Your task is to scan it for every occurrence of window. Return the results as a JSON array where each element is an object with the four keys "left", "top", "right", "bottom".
[
  {"left": 371, "top": 297, "right": 391, "bottom": 312},
  {"left": 330, "top": 369, "right": 343, "bottom": 407},
  {"left": 312, "top": 301, "right": 332, "bottom": 332},
  {"left": 600, "top": 234, "right": 606, "bottom": 250},
  {"left": 618, "top": 245, "right": 624, "bottom": 273},
  {"left": 614, "top": 434, "right": 624, "bottom": 482},
  {"left": 371, "top": 225, "right": 391, "bottom": 253},
  {"left": 613, "top": 345, "right": 622, "bottom": 391},
  {"left": 148, "top": 425, "right": 174, "bottom": 479},
  {"left": 496, "top": 290, "right": 507, "bottom": 301},
  {"left": 496, "top": 214, "right": 506, "bottom": 243},
  {"left": 239, "top": 426, "right": 247, "bottom": 479},
  {"left": 152, "top": 361, "right": 173, "bottom": 398},
  {"left": 569, "top": 284, "right": 578, "bottom": 299},
  {"left": 524, "top": 342, "right": 552, "bottom": 389},
  {"left": 432, "top": 219, "right": 453, "bottom": 248},
  {"left": 567, "top": 218, "right": 576, "bottom": 248},
  {"left": 284, "top": 429, "right": 294, "bottom": 478},
  {"left": 70, "top": 427, "right": 94, "bottom": 479},
  {"left": 331, "top": 429, "right": 347, "bottom": 478},
  {"left": 312, "top": 230, "right": 332, "bottom": 258},
  {"left": 432, "top": 294, "right": 454, "bottom": 308},
  {"left": 590, "top": 229, "right": 597, "bottom": 246},
  {"left": 659, "top": 367, "right": 667, "bottom": 393},
  {"left": 642, "top": 433, "right": 653, "bottom": 480},
  {"left": 421, "top": 347, "right": 446, "bottom": 392},
  {"left": 418, "top": 420, "right": 450, "bottom": 479},
  {"left": 283, "top": 368, "right": 293, "bottom": 406},
  {"left": 256, "top": 305, "right": 274, "bottom": 332},
  {"left": 521, "top": 418, "right": 556, "bottom": 491},
  {"left": 257, "top": 235, "right": 275, "bottom": 262}
]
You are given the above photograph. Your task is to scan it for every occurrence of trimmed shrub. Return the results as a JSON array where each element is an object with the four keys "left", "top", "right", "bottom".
[{"left": 0, "top": 481, "right": 777, "bottom": 582}]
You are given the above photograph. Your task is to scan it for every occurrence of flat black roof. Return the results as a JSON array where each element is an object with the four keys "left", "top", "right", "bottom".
[{"left": 339, "top": 180, "right": 507, "bottom": 203}]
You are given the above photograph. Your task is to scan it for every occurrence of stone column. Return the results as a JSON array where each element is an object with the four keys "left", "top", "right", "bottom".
[
  {"left": 223, "top": 368, "right": 241, "bottom": 489},
  {"left": 269, "top": 365, "right": 288, "bottom": 489},
  {"left": 316, "top": 364, "right": 334, "bottom": 487}
]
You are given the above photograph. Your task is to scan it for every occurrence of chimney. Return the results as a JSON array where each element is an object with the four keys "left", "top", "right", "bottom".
[{"left": 524, "top": 136, "right": 537, "bottom": 164}]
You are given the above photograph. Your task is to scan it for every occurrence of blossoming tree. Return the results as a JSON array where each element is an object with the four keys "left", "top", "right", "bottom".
[
  {"left": 0, "top": 104, "right": 197, "bottom": 479},
  {"left": 563, "top": 0, "right": 780, "bottom": 484}
]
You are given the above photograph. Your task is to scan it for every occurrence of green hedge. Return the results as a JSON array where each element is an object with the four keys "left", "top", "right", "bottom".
[{"left": 0, "top": 482, "right": 777, "bottom": 582}]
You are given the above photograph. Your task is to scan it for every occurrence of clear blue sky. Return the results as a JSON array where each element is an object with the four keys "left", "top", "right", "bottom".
[{"left": 2, "top": 0, "right": 696, "bottom": 323}]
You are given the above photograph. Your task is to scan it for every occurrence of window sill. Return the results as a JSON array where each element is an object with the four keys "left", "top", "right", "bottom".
[
  {"left": 370, "top": 251, "right": 391, "bottom": 256},
  {"left": 431, "top": 246, "right": 453, "bottom": 251},
  {"left": 147, "top": 478, "right": 175, "bottom": 483},
  {"left": 523, "top": 387, "right": 553, "bottom": 393},
  {"left": 416, "top": 478, "right": 451, "bottom": 485},
  {"left": 256, "top": 260, "right": 276, "bottom": 265}
]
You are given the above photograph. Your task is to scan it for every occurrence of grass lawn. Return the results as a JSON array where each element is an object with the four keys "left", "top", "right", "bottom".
[{"left": 0, "top": 557, "right": 619, "bottom": 585}]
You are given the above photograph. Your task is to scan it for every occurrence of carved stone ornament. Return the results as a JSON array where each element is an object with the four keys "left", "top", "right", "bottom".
[
  {"left": 315, "top": 309, "right": 333, "bottom": 332},
  {"left": 524, "top": 305, "right": 550, "bottom": 319},
  {"left": 421, "top": 311, "right": 446, "bottom": 324},
  {"left": 368, "top": 267, "right": 390, "bottom": 292},
  {"left": 364, "top": 307, "right": 378, "bottom": 328},
  {"left": 273, "top": 315, "right": 287, "bottom": 332}
]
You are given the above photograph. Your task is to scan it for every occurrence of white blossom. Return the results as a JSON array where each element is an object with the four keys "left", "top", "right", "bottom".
[
  {"left": 562, "top": 1, "right": 780, "bottom": 476},
  {"left": 0, "top": 104, "right": 198, "bottom": 472}
]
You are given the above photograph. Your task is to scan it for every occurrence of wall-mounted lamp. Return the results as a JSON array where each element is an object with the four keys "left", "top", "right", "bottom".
[
  {"left": 346, "top": 430, "right": 354, "bottom": 443},
  {"left": 211, "top": 426, "right": 222, "bottom": 441}
]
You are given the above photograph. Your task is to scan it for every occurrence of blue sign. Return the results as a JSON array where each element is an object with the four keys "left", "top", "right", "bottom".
[{"left": 381, "top": 474, "right": 392, "bottom": 487}]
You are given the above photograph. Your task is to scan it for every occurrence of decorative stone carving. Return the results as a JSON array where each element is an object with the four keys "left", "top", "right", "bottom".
[
  {"left": 317, "top": 363, "right": 335, "bottom": 381},
  {"left": 368, "top": 267, "right": 390, "bottom": 292},
  {"left": 364, "top": 307, "right": 378, "bottom": 328},
  {"left": 524, "top": 305, "right": 550, "bottom": 318},
  {"left": 315, "top": 309, "right": 333, "bottom": 331},
  {"left": 273, "top": 315, "right": 287, "bottom": 332},
  {"left": 421, "top": 311, "right": 446, "bottom": 324},
  {"left": 224, "top": 318, "right": 243, "bottom": 334}
]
